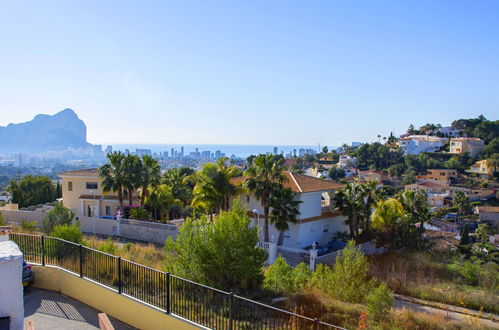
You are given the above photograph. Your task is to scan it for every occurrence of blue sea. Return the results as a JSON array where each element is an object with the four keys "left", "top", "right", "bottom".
[{"left": 108, "top": 144, "right": 319, "bottom": 158}]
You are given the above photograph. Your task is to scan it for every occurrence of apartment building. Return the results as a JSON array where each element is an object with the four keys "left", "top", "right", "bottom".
[{"left": 449, "top": 137, "right": 484, "bottom": 158}]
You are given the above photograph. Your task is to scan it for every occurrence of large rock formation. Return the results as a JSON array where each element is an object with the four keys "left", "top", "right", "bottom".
[{"left": 0, "top": 108, "right": 91, "bottom": 153}]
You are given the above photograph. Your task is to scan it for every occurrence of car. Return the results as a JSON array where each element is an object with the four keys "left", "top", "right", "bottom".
[{"left": 22, "top": 261, "right": 34, "bottom": 287}]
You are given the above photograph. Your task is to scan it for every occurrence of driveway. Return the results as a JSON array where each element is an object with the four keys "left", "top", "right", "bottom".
[{"left": 24, "top": 287, "right": 135, "bottom": 330}]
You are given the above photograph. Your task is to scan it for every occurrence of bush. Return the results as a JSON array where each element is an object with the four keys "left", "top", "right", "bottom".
[
  {"left": 366, "top": 283, "right": 393, "bottom": 322},
  {"left": 20, "top": 219, "right": 39, "bottom": 232},
  {"left": 264, "top": 256, "right": 294, "bottom": 294},
  {"left": 330, "top": 240, "right": 372, "bottom": 303},
  {"left": 50, "top": 224, "right": 83, "bottom": 244},
  {"left": 98, "top": 237, "right": 116, "bottom": 254},
  {"left": 0, "top": 212, "right": 5, "bottom": 226},
  {"left": 293, "top": 262, "right": 312, "bottom": 293},
  {"left": 42, "top": 202, "right": 75, "bottom": 234},
  {"left": 130, "top": 207, "right": 150, "bottom": 220}
]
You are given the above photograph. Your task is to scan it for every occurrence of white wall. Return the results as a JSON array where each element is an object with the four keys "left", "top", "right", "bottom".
[
  {"left": 296, "top": 216, "right": 348, "bottom": 249},
  {"left": 298, "top": 192, "right": 322, "bottom": 219},
  {"left": 0, "top": 241, "right": 24, "bottom": 330}
]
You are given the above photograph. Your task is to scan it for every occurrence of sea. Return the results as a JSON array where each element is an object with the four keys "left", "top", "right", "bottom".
[{"left": 108, "top": 144, "right": 320, "bottom": 158}]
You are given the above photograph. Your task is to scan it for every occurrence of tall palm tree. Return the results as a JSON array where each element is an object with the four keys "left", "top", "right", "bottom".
[
  {"left": 162, "top": 168, "right": 193, "bottom": 218},
  {"left": 452, "top": 191, "right": 470, "bottom": 216},
  {"left": 139, "top": 155, "right": 161, "bottom": 207},
  {"left": 359, "top": 181, "right": 382, "bottom": 234},
  {"left": 269, "top": 188, "right": 302, "bottom": 246},
  {"left": 244, "top": 154, "right": 286, "bottom": 242},
  {"left": 99, "top": 151, "right": 126, "bottom": 210},
  {"left": 334, "top": 182, "right": 364, "bottom": 238},
  {"left": 123, "top": 154, "right": 142, "bottom": 207}
]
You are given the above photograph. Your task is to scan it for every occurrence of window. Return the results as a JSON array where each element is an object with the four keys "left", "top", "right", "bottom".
[
  {"left": 86, "top": 182, "right": 98, "bottom": 189},
  {"left": 68, "top": 181, "right": 73, "bottom": 191},
  {"left": 105, "top": 206, "right": 111, "bottom": 215}
]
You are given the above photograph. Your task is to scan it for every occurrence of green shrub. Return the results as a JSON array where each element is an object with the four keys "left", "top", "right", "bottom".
[
  {"left": 130, "top": 207, "right": 150, "bottom": 220},
  {"left": 366, "top": 283, "right": 393, "bottom": 322},
  {"left": 292, "top": 262, "right": 312, "bottom": 293},
  {"left": 264, "top": 256, "right": 294, "bottom": 294},
  {"left": 42, "top": 202, "right": 75, "bottom": 234},
  {"left": 98, "top": 237, "right": 116, "bottom": 254},
  {"left": 20, "top": 219, "right": 39, "bottom": 232},
  {"left": 50, "top": 224, "right": 83, "bottom": 244},
  {"left": 0, "top": 212, "right": 5, "bottom": 226}
]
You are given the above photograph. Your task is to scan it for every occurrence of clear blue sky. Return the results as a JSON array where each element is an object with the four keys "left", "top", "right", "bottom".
[{"left": 1, "top": 1, "right": 498, "bottom": 146}]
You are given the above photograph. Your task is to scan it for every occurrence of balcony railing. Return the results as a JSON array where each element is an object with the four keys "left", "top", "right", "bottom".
[{"left": 11, "top": 233, "right": 344, "bottom": 330}]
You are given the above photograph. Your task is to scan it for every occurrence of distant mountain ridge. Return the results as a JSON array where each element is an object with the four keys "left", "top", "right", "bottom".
[{"left": 0, "top": 108, "right": 91, "bottom": 154}]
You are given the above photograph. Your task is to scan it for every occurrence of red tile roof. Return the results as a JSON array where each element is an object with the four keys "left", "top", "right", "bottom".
[{"left": 232, "top": 171, "right": 343, "bottom": 193}]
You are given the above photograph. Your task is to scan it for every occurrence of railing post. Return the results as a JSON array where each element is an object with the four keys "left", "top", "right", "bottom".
[
  {"left": 166, "top": 273, "right": 171, "bottom": 314},
  {"left": 79, "top": 244, "right": 83, "bottom": 278},
  {"left": 41, "top": 235, "right": 45, "bottom": 266},
  {"left": 118, "top": 257, "right": 122, "bottom": 294},
  {"left": 313, "top": 318, "right": 319, "bottom": 330},
  {"left": 228, "top": 292, "right": 234, "bottom": 330}
]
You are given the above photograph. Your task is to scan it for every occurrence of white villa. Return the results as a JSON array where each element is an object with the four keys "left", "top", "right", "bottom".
[
  {"left": 398, "top": 135, "right": 448, "bottom": 155},
  {"left": 232, "top": 172, "right": 348, "bottom": 249}
]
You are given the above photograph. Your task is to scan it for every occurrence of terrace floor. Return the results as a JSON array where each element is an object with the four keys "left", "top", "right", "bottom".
[{"left": 24, "top": 287, "right": 135, "bottom": 330}]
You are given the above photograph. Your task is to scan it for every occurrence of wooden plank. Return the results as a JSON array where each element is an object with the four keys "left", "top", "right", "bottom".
[{"left": 98, "top": 313, "right": 115, "bottom": 330}]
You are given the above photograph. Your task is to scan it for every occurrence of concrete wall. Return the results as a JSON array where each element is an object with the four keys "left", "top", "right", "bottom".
[
  {"left": 32, "top": 266, "right": 198, "bottom": 330},
  {"left": 120, "top": 219, "right": 178, "bottom": 244},
  {"left": 0, "top": 209, "right": 178, "bottom": 245},
  {"left": 0, "top": 241, "right": 24, "bottom": 330}
]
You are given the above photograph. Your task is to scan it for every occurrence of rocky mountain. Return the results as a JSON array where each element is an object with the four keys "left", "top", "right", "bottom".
[{"left": 0, "top": 108, "right": 91, "bottom": 154}]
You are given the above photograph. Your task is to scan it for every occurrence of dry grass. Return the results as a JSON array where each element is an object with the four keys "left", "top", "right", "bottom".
[
  {"left": 84, "top": 236, "right": 166, "bottom": 270},
  {"left": 368, "top": 251, "right": 499, "bottom": 314}
]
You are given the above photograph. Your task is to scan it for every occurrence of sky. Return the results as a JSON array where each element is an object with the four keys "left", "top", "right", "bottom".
[{"left": 0, "top": 1, "right": 498, "bottom": 147}]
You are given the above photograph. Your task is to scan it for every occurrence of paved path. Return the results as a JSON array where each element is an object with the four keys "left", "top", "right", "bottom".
[
  {"left": 394, "top": 296, "right": 499, "bottom": 329},
  {"left": 24, "top": 287, "right": 136, "bottom": 330}
]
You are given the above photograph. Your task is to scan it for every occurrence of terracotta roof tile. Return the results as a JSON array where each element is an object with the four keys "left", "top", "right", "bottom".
[{"left": 232, "top": 171, "right": 343, "bottom": 193}]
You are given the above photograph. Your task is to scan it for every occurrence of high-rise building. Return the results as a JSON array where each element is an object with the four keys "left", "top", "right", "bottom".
[
  {"left": 273, "top": 147, "right": 278, "bottom": 155},
  {"left": 181, "top": 146, "right": 184, "bottom": 158},
  {"left": 293, "top": 149, "right": 297, "bottom": 157},
  {"left": 201, "top": 151, "right": 211, "bottom": 158},
  {"left": 171, "top": 148, "right": 174, "bottom": 159}
]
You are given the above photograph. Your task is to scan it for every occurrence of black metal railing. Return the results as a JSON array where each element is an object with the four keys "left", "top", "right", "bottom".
[{"left": 10, "top": 233, "right": 344, "bottom": 330}]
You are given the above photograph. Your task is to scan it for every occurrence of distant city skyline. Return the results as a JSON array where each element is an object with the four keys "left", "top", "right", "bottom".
[{"left": 1, "top": 1, "right": 498, "bottom": 146}]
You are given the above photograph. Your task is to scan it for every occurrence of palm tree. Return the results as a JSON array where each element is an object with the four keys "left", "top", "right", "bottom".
[
  {"left": 397, "top": 190, "right": 430, "bottom": 233},
  {"left": 123, "top": 155, "right": 142, "bottom": 207},
  {"left": 162, "top": 168, "right": 193, "bottom": 218},
  {"left": 371, "top": 198, "right": 406, "bottom": 234},
  {"left": 452, "top": 191, "right": 470, "bottom": 216},
  {"left": 359, "top": 181, "right": 382, "bottom": 235},
  {"left": 99, "top": 151, "right": 126, "bottom": 210},
  {"left": 244, "top": 154, "right": 286, "bottom": 242},
  {"left": 145, "top": 184, "right": 180, "bottom": 220},
  {"left": 269, "top": 188, "right": 302, "bottom": 245},
  {"left": 190, "top": 158, "right": 240, "bottom": 215},
  {"left": 139, "top": 155, "right": 161, "bottom": 207},
  {"left": 334, "top": 182, "right": 364, "bottom": 238}
]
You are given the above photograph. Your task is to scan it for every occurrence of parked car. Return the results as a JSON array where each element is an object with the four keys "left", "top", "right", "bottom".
[{"left": 22, "top": 261, "right": 34, "bottom": 287}]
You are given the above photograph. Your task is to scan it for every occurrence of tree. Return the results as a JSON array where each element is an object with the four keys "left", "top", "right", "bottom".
[
  {"left": 269, "top": 188, "right": 302, "bottom": 245},
  {"left": 145, "top": 184, "right": 179, "bottom": 220},
  {"left": 452, "top": 191, "right": 471, "bottom": 216},
  {"left": 123, "top": 154, "right": 142, "bottom": 207},
  {"left": 335, "top": 183, "right": 364, "bottom": 238},
  {"left": 366, "top": 283, "right": 393, "bottom": 322},
  {"left": 0, "top": 212, "right": 5, "bottom": 226},
  {"left": 8, "top": 175, "right": 57, "bottom": 208},
  {"left": 397, "top": 190, "right": 430, "bottom": 233},
  {"left": 50, "top": 224, "right": 83, "bottom": 244},
  {"left": 460, "top": 224, "right": 470, "bottom": 245},
  {"left": 371, "top": 198, "right": 405, "bottom": 235},
  {"left": 329, "top": 166, "right": 346, "bottom": 181},
  {"left": 42, "top": 202, "right": 75, "bottom": 234},
  {"left": 244, "top": 154, "right": 286, "bottom": 242},
  {"left": 138, "top": 155, "right": 161, "bottom": 207},
  {"left": 407, "top": 124, "right": 416, "bottom": 135},
  {"left": 330, "top": 240, "right": 372, "bottom": 303},
  {"left": 482, "top": 137, "right": 499, "bottom": 158},
  {"left": 165, "top": 202, "right": 267, "bottom": 291},
  {"left": 475, "top": 223, "right": 490, "bottom": 244},
  {"left": 162, "top": 168, "right": 194, "bottom": 218},
  {"left": 264, "top": 256, "right": 294, "bottom": 294},
  {"left": 190, "top": 158, "right": 240, "bottom": 215},
  {"left": 100, "top": 152, "right": 127, "bottom": 209},
  {"left": 359, "top": 181, "right": 382, "bottom": 235},
  {"left": 475, "top": 120, "right": 499, "bottom": 143}
]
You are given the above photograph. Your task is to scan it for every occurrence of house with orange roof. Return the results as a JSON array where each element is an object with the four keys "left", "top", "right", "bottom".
[
  {"left": 231, "top": 172, "right": 348, "bottom": 249},
  {"left": 449, "top": 137, "right": 484, "bottom": 158}
]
